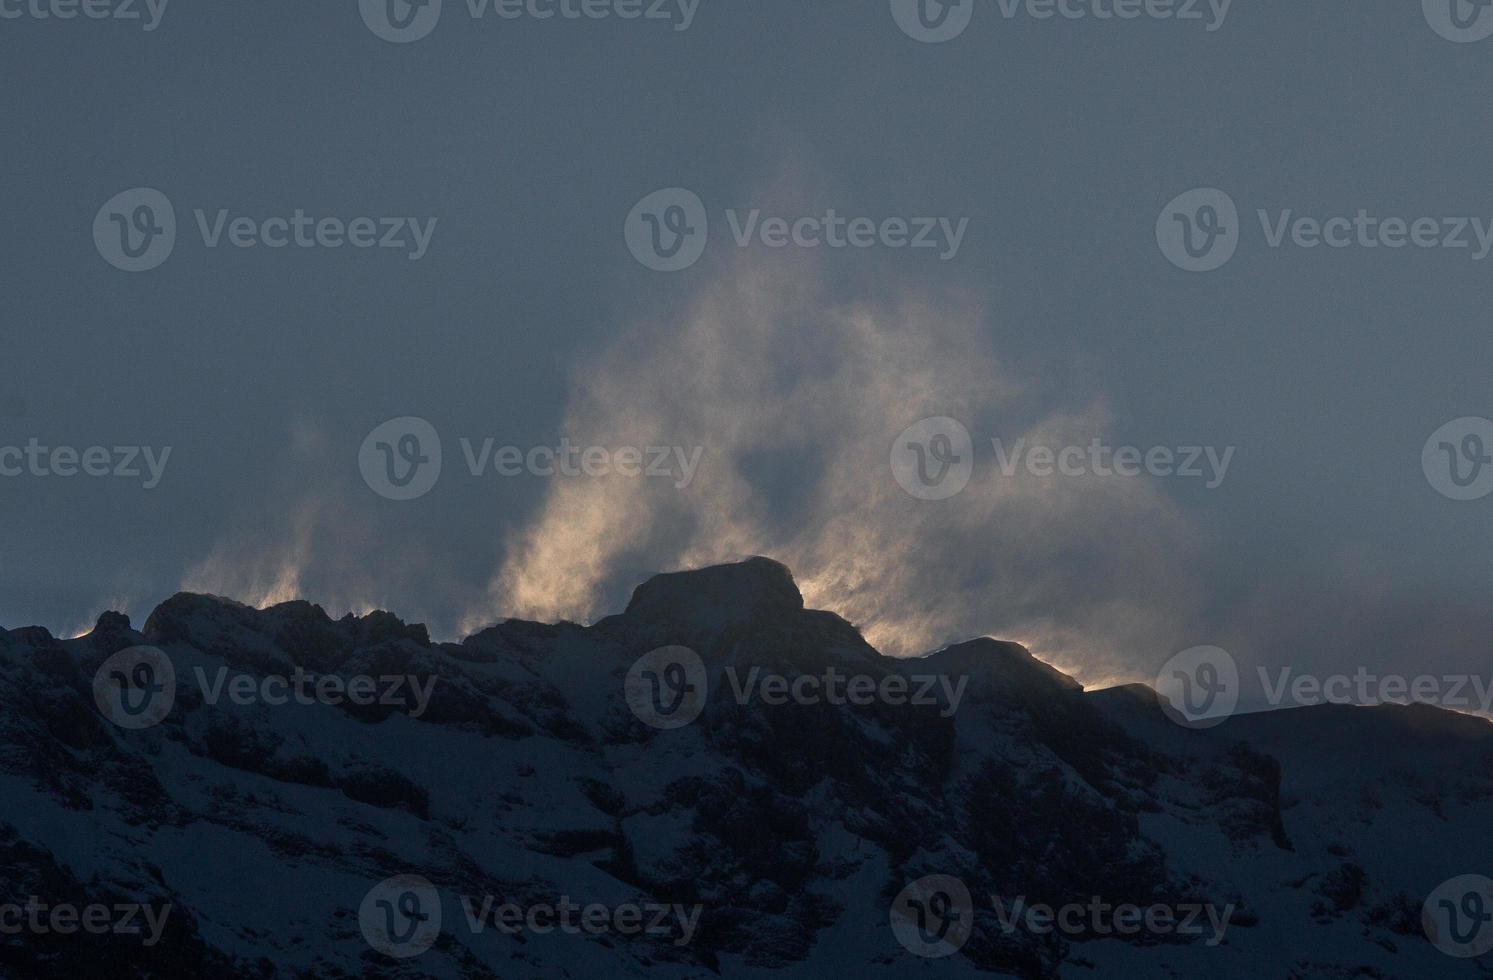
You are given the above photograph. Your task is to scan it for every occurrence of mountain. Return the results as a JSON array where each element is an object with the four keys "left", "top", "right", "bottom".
[{"left": 0, "top": 557, "right": 1488, "bottom": 978}]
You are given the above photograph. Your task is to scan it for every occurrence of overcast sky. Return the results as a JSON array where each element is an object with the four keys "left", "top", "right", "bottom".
[{"left": 2, "top": 0, "right": 1490, "bottom": 697}]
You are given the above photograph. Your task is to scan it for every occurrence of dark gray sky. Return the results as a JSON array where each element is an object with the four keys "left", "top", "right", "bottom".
[{"left": 3, "top": 0, "right": 1490, "bottom": 695}]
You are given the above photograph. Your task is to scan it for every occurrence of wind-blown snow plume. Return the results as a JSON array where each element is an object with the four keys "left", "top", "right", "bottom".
[
  {"left": 183, "top": 496, "right": 320, "bottom": 609},
  {"left": 465, "top": 252, "right": 1203, "bottom": 683},
  {"left": 181, "top": 421, "right": 395, "bottom": 617}
]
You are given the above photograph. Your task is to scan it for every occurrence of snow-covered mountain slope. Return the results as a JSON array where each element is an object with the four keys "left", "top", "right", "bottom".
[{"left": 0, "top": 557, "right": 1487, "bottom": 978}]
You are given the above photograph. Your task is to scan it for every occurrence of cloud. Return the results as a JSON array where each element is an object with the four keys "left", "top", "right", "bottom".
[
  {"left": 181, "top": 419, "right": 419, "bottom": 619},
  {"left": 183, "top": 495, "right": 321, "bottom": 610},
  {"left": 463, "top": 249, "right": 1205, "bottom": 685}
]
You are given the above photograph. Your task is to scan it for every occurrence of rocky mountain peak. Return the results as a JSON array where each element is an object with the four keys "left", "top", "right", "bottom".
[{"left": 621, "top": 556, "right": 804, "bottom": 630}]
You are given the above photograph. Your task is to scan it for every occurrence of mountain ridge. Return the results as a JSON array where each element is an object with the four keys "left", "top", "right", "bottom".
[{"left": 0, "top": 557, "right": 1488, "bottom": 977}]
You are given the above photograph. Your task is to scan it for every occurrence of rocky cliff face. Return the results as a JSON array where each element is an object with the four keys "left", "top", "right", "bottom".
[{"left": 0, "top": 558, "right": 1487, "bottom": 978}]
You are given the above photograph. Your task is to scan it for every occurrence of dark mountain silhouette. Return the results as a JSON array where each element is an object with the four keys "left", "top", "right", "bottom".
[{"left": 0, "top": 557, "right": 1487, "bottom": 977}]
